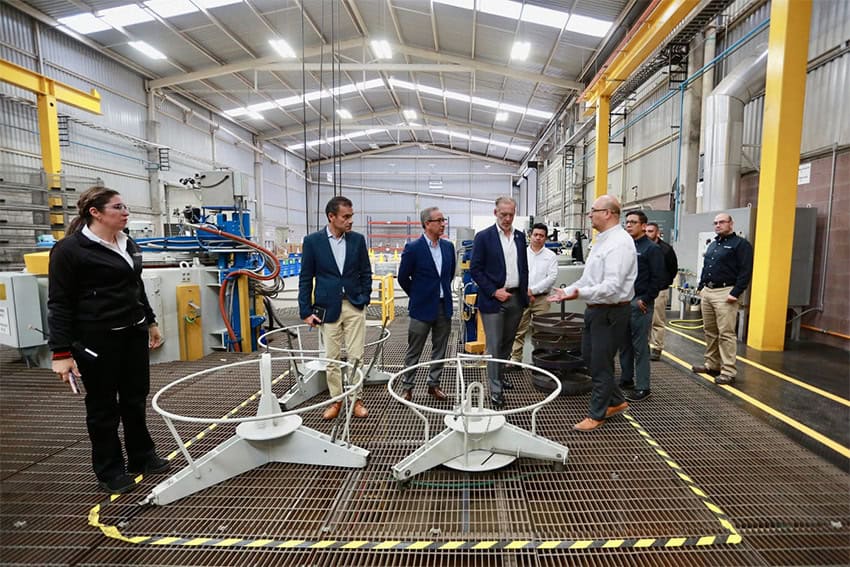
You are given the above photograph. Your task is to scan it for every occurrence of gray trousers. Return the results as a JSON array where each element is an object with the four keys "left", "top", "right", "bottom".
[
  {"left": 401, "top": 312, "right": 452, "bottom": 389},
  {"left": 481, "top": 293, "right": 524, "bottom": 398},
  {"left": 619, "top": 298, "right": 654, "bottom": 390}
]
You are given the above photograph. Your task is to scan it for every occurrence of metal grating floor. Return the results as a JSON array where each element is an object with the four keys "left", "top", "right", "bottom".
[{"left": 1, "top": 315, "right": 848, "bottom": 566}]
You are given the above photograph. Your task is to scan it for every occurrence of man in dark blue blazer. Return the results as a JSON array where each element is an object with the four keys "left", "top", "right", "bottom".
[
  {"left": 299, "top": 196, "right": 372, "bottom": 420},
  {"left": 469, "top": 196, "right": 529, "bottom": 408},
  {"left": 397, "top": 207, "right": 457, "bottom": 401}
]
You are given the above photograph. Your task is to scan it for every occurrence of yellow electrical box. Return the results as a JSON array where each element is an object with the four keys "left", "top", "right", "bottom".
[
  {"left": 176, "top": 284, "right": 203, "bottom": 361},
  {"left": 23, "top": 251, "right": 50, "bottom": 275}
]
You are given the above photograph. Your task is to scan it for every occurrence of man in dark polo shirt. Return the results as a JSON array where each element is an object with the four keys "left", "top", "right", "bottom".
[{"left": 692, "top": 213, "right": 753, "bottom": 385}]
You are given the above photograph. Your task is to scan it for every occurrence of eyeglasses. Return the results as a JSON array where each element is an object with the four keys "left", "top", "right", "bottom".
[
  {"left": 624, "top": 220, "right": 641, "bottom": 225},
  {"left": 588, "top": 208, "right": 610, "bottom": 215},
  {"left": 713, "top": 220, "right": 729, "bottom": 225},
  {"left": 107, "top": 204, "right": 130, "bottom": 212},
  {"left": 427, "top": 218, "right": 448, "bottom": 224}
]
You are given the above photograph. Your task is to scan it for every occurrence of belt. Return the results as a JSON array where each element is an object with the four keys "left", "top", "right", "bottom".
[
  {"left": 705, "top": 282, "right": 732, "bottom": 289},
  {"left": 533, "top": 292, "right": 548, "bottom": 297},
  {"left": 586, "top": 301, "right": 630, "bottom": 309},
  {"left": 505, "top": 287, "right": 520, "bottom": 293}
]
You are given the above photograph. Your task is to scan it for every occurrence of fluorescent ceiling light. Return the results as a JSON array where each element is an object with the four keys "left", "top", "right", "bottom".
[
  {"left": 269, "top": 39, "right": 297, "bottom": 59},
  {"left": 478, "top": 0, "right": 522, "bottom": 20},
  {"left": 144, "top": 0, "right": 199, "bottom": 18},
  {"left": 565, "top": 14, "right": 612, "bottom": 38},
  {"left": 388, "top": 78, "right": 553, "bottom": 121},
  {"left": 433, "top": 0, "right": 474, "bottom": 8},
  {"left": 369, "top": 143, "right": 379, "bottom": 149},
  {"left": 336, "top": 109, "right": 353, "bottom": 119},
  {"left": 432, "top": 128, "right": 529, "bottom": 152},
  {"left": 245, "top": 110, "right": 264, "bottom": 120},
  {"left": 98, "top": 5, "right": 154, "bottom": 28},
  {"left": 57, "top": 13, "right": 111, "bottom": 34},
  {"left": 128, "top": 41, "right": 167, "bottom": 60},
  {"left": 225, "top": 78, "right": 384, "bottom": 115},
  {"left": 370, "top": 39, "right": 393, "bottom": 60},
  {"left": 495, "top": 112, "right": 509, "bottom": 122},
  {"left": 511, "top": 41, "right": 531, "bottom": 61},
  {"left": 287, "top": 127, "right": 388, "bottom": 152},
  {"left": 521, "top": 4, "right": 569, "bottom": 29},
  {"left": 402, "top": 109, "right": 417, "bottom": 120}
]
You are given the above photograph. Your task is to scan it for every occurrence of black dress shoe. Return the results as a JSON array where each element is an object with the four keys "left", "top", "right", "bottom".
[
  {"left": 625, "top": 389, "right": 652, "bottom": 402},
  {"left": 490, "top": 395, "right": 505, "bottom": 409},
  {"left": 129, "top": 455, "right": 171, "bottom": 475},
  {"left": 619, "top": 380, "right": 635, "bottom": 389},
  {"left": 501, "top": 379, "right": 515, "bottom": 390},
  {"left": 97, "top": 474, "right": 137, "bottom": 494},
  {"left": 691, "top": 365, "right": 720, "bottom": 376}
]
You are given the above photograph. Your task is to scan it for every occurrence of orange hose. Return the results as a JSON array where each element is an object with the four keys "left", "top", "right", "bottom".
[
  {"left": 195, "top": 224, "right": 282, "bottom": 351},
  {"left": 801, "top": 324, "right": 850, "bottom": 341}
]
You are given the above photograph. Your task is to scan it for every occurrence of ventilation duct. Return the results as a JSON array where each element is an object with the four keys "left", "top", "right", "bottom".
[{"left": 702, "top": 49, "right": 768, "bottom": 211}]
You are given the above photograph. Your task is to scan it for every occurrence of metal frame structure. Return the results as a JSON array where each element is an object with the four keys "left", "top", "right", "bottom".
[{"left": 145, "top": 353, "right": 368, "bottom": 506}]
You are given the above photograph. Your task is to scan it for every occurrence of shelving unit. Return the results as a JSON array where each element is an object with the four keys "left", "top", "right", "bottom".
[{"left": 366, "top": 216, "right": 450, "bottom": 251}]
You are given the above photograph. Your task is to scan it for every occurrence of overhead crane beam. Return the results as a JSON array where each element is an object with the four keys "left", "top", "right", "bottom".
[{"left": 0, "top": 58, "right": 102, "bottom": 175}]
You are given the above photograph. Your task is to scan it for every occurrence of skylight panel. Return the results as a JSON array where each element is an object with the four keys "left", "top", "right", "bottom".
[
  {"left": 565, "top": 14, "right": 613, "bottom": 38},
  {"left": 143, "top": 0, "right": 199, "bottom": 18},
  {"left": 495, "top": 112, "right": 509, "bottom": 122},
  {"left": 245, "top": 110, "right": 264, "bottom": 120},
  {"left": 269, "top": 39, "right": 296, "bottom": 59},
  {"left": 336, "top": 109, "right": 353, "bottom": 119},
  {"left": 128, "top": 41, "right": 167, "bottom": 60},
  {"left": 520, "top": 4, "right": 569, "bottom": 29},
  {"left": 511, "top": 41, "right": 530, "bottom": 61},
  {"left": 478, "top": 0, "right": 522, "bottom": 20},
  {"left": 57, "top": 13, "right": 111, "bottom": 35},
  {"left": 98, "top": 5, "right": 155, "bottom": 28},
  {"left": 403, "top": 109, "right": 418, "bottom": 120},
  {"left": 370, "top": 40, "right": 393, "bottom": 60}
]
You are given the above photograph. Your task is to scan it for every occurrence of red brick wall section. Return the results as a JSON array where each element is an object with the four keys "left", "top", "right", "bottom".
[{"left": 739, "top": 150, "right": 850, "bottom": 351}]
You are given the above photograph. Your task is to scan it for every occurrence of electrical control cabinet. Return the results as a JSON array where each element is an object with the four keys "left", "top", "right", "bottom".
[{"left": 0, "top": 273, "right": 47, "bottom": 349}]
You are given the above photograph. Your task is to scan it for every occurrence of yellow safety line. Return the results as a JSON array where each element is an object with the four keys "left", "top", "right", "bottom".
[
  {"left": 662, "top": 349, "right": 850, "bottom": 459},
  {"left": 665, "top": 326, "right": 850, "bottom": 407}
]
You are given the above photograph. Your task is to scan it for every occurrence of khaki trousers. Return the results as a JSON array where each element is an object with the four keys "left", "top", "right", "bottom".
[
  {"left": 322, "top": 299, "right": 366, "bottom": 398},
  {"left": 511, "top": 294, "right": 550, "bottom": 361},
  {"left": 699, "top": 286, "right": 739, "bottom": 377},
  {"left": 650, "top": 288, "right": 669, "bottom": 351}
]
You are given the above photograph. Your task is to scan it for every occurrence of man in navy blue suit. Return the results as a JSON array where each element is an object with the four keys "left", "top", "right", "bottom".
[
  {"left": 470, "top": 196, "right": 529, "bottom": 408},
  {"left": 299, "top": 196, "right": 372, "bottom": 420},
  {"left": 397, "top": 207, "right": 457, "bottom": 402}
]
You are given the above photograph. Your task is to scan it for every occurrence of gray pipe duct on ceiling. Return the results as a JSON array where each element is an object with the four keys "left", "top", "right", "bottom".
[{"left": 702, "top": 49, "right": 768, "bottom": 211}]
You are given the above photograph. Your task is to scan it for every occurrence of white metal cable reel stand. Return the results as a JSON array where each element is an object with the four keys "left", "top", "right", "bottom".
[
  {"left": 142, "top": 353, "right": 368, "bottom": 506},
  {"left": 259, "top": 321, "right": 392, "bottom": 410},
  {"left": 388, "top": 355, "right": 569, "bottom": 483}
]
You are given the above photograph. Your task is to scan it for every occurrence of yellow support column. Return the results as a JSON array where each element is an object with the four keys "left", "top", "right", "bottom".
[
  {"left": 747, "top": 0, "right": 812, "bottom": 352},
  {"left": 36, "top": 83, "right": 62, "bottom": 176},
  {"left": 176, "top": 284, "right": 203, "bottom": 361},
  {"left": 594, "top": 97, "right": 610, "bottom": 199}
]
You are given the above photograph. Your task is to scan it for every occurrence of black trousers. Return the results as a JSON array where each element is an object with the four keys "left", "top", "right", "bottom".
[
  {"left": 74, "top": 325, "right": 156, "bottom": 481},
  {"left": 582, "top": 304, "right": 630, "bottom": 420}
]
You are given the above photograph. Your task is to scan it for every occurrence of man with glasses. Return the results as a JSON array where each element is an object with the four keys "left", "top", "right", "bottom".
[
  {"left": 619, "top": 211, "right": 664, "bottom": 402},
  {"left": 397, "top": 207, "right": 456, "bottom": 402},
  {"left": 692, "top": 213, "right": 753, "bottom": 385},
  {"left": 470, "top": 196, "right": 529, "bottom": 409},
  {"left": 549, "top": 195, "right": 636, "bottom": 431}
]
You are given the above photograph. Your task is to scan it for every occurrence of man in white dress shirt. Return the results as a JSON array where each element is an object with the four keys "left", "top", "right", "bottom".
[
  {"left": 511, "top": 223, "right": 558, "bottom": 363},
  {"left": 549, "top": 195, "right": 637, "bottom": 431}
]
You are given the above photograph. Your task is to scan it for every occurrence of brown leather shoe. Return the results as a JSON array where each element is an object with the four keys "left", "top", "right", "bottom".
[
  {"left": 691, "top": 365, "right": 720, "bottom": 376},
  {"left": 427, "top": 385, "right": 448, "bottom": 400},
  {"left": 604, "top": 402, "right": 629, "bottom": 419},
  {"left": 322, "top": 401, "right": 342, "bottom": 420},
  {"left": 353, "top": 400, "right": 369, "bottom": 418},
  {"left": 573, "top": 417, "right": 604, "bottom": 431},
  {"left": 401, "top": 389, "right": 412, "bottom": 402},
  {"left": 715, "top": 374, "right": 735, "bottom": 385}
]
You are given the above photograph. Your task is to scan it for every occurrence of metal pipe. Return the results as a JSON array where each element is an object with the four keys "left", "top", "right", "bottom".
[
  {"left": 816, "top": 144, "right": 838, "bottom": 310},
  {"left": 801, "top": 324, "right": 850, "bottom": 341}
]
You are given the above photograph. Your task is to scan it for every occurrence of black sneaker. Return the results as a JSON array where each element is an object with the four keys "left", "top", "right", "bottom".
[
  {"left": 97, "top": 474, "right": 137, "bottom": 494},
  {"left": 619, "top": 380, "right": 635, "bottom": 390},
  {"left": 501, "top": 379, "right": 515, "bottom": 390},
  {"left": 490, "top": 395, "right": 505, "bottom": 410},
  {"left": 129, "top": 456, "right": 171, "bottom": 475},
  {"left": 625, "top": 389, "right": 651, "bottom": 402}
]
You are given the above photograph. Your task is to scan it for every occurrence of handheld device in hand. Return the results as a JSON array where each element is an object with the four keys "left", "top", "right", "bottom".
[
  {"left": 312, "top": 306, "right": 326, "bottom": 324},
  {"left": 68, "top": 373, "right": 79, "bottom": 394}
]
